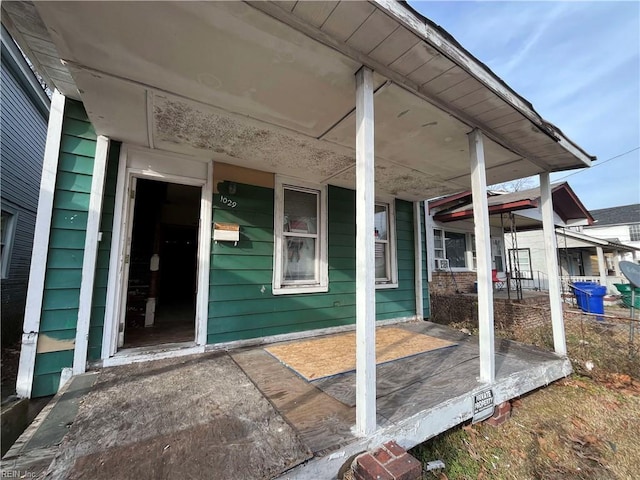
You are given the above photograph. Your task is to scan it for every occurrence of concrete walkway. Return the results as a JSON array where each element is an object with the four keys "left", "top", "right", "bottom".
[{"left": 2, "top": 352, "right": 311, "bottom": 480}]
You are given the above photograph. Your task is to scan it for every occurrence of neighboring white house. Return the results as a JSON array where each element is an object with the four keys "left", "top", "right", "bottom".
[
  {"left": 505, "top": 227, "right": 639, "bottom": 294},
  {"left": 581, "top": 204, "right": 640, "bottom": 264},
  {"left": 427, "top": 182, "right": 593, "bottom": 294}
]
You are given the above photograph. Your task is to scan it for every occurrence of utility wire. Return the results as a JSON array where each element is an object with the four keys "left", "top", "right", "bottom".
[{"left": 554, "top": 146, "right": 640, "bottom": 181}]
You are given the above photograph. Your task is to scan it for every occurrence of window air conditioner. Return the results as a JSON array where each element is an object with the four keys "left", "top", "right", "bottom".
[{"left": 435, "top": 258, "right": 450, "bottom": 270}]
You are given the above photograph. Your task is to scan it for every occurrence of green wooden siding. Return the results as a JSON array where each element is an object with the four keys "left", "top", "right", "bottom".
[
  {"left": 32, "top": 100, "right": 97, "bottom": 397},
  {"left": 208, "top": 183, "right": 417, "bottom": 344},
  {"left": 87, "top": 142, "right": 120, "bottom": 360}
]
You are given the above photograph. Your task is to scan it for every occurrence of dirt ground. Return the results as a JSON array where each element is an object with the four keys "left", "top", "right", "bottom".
[
  {"left": 412, "top": 375, "right": 640, "bottom": 480},
  {"left": 1, "top": 342, "right": 21, "bottom": 401}
]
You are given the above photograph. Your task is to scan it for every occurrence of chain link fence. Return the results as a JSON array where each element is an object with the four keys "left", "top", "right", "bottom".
[
  {"left": 430, "top": 293, "right": 639, "bottom": 381},
  {"left": 498, "top": 306, "right": 639, "bottom": 381}
]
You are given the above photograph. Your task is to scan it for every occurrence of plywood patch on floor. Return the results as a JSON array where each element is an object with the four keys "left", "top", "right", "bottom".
[
  {"left": 230, "top": 348, "right": 361, "bottom": 455},
  {"left": 44, "top": 353, "right": 312, "bottom": 480},
  {"left": 265, "top": 327, "right": 456, "bottom": 381}
]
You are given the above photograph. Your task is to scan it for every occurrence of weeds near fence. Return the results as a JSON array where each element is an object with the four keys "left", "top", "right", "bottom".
[{"left": 443, "top": 301, "right": 639, "bottom": 381}]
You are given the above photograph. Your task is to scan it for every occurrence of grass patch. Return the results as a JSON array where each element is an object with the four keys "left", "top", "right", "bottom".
[{"left": 411, "top": 376, "right": 640, "bottom": 479}]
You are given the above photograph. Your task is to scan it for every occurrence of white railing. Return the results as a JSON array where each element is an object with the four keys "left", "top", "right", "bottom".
[{"left": 505, "top": 270, "right": 549, "bottom": 291}]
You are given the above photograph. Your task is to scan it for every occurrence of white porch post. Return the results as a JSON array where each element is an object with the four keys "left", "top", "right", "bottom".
[
  {"left": 613, "top": 250, "right": 620, "bottom": 276},
  {"left": 596, "top": 247, "right": 607, "bottom": 287},
  {"left": 468, "top": 129, "right": 495, "bottom": 384},
  {"left": 540, "top": 172, "right": 566, "bottom": 356},
  {"left": 16, "top": 90, "right": 66, "bottom": 398},
  {"left": 73, "top": 136, "right": 110, "bottom": 374},
  {"left": 355, "top": 66, "right": 376, "bottom": 435}
]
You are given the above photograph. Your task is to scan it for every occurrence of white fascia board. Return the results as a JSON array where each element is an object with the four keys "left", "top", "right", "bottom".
[
  {"left": 556, "top": 228, "right": 609, "bottom": 246},
  {"left": 372, "top": 0, "right": 593, "bottom": 167}
]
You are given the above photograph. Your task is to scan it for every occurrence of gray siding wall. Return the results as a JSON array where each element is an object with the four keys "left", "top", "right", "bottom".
[{"left": 1, "top": 54, "right": 49, "bottom": 345}]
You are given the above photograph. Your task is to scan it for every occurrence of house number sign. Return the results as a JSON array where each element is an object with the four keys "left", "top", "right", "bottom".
[
  {"left": 219, "top": 195, "right": 237, "bottom": 208},
  {"left": 472, "top": 389, "right": 494, "bottom": 423}
]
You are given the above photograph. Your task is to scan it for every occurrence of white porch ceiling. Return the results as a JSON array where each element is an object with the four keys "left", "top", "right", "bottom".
[{"left": 7, "top": 1, "right": 594, "bottom": 200}]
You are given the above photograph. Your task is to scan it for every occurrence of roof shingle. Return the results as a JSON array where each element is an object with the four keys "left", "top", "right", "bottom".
[{"left": 590, "top": 204, "right": 640, "bottom": 226}]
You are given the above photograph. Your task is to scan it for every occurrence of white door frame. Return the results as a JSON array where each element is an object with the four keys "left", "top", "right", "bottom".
[{"left": 101, "top": 145, "right": 212, "bottom": 361}]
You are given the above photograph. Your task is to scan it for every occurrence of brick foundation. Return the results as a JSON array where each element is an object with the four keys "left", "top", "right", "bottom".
[
  {"left": 485, "top": 401, "right": 512, "bottom": 427},
  {"left": 430, "top": 293, "right": 551, "bottom": 330},
  {"left": 430, "top": 271, "right": 477, "bottom": 295},
  {"left": 353, "top": 441, "right": 421, "bottom": 480}
]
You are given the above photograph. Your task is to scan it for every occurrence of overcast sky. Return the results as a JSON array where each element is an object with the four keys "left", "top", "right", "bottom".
[{"left": 408, "top": 1, "right": 640, "bottom": 211}]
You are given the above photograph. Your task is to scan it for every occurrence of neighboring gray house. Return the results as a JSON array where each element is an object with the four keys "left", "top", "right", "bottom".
[{"left": 1, "top": 25, "right": 50, "bottom": 346}]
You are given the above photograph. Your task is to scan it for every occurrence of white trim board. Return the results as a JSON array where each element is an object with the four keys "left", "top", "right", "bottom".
[
  {"left": 16, "top": 90, "right": 66, "bottom": 399},
  {"left": 101, "top": 344, "right": 205, "bottom": 368},
  {"left": 95, "top": 317, "right": 419, "bottom": 369},
  {"left": 101, "top": 144, "right": 129, "bottom": 359},
  {"left": 195, "top": 161, "right": 213, "bottom": 346},
  {"left": 207, "top": 315, "right": 419, "bottom": 352},
  {"left": 73, "top": 136, "right": 109, "bottom": 374}
]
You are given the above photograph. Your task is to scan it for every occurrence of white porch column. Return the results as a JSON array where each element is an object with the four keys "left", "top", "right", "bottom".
[
  {"left": 540, "top": 172, "right": 566, "bottom": 356},
  {"left": 355, "top": 66, "right": 376, "bottom": 435},
  {"left": 613, "top": 250, "right": 620, "bottom": 276},
  {"left": 596, "top": 246, "right": 607, "bottom": 287},
  {"left": 468, "top": 129, "right": 495, "bottom": 383},
  {"left": 17, "top": 90, "right": 66, "bottom": 398}
]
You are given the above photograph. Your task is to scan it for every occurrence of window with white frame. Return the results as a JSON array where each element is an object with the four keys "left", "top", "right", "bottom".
[
  {"left": 1, "top": 209, "right": 17, "bottom": 279},
  {"left": 434, "top": 229, "right": 469, "bottom": 268},
  {"left": 491, "top": 237, "right": 504, "bottom": 272},
  {"left": 434, "top": 228, "right": 445, "bottom": 260},
  {"left": 630, "top": 224, "right": 640, "bottom": 242},
  {"left": 374, "top": 202, "right": 397, "bottom": 287},
  {"left": 508, "top": 248, "right": 532, "bottom": 279},
  {"left": 273, "top": 178, "right": 327, "bottom": 294}
]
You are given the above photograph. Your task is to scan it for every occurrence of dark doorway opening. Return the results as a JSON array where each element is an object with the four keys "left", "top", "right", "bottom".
[{"left": 123, "top": 179, "right": 200, "bottom": 349}]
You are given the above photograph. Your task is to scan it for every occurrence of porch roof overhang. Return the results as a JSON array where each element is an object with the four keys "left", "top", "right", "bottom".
[
  {"left": 1, "top": 0, "right": 595, "bottom": 201},
  {"left": 432, "top": 182, "right": 593, "bottom": 229},
  {"left": 556, "top": 229, "right": 640, "bottom": 253}
]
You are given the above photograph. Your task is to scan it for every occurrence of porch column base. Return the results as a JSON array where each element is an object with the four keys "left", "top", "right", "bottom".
[
  {"left": 485, "top": 401, "right": 512, "bottom": 427},
  {"left": 353, "top": 441, "right": 422, "bottom": 480}
]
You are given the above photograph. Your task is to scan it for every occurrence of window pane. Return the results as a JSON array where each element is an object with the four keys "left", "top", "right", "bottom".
[
  {"left": 284, "top": 189, "right": 317, "bottom": 234},
  {"left": 375, "top": 242, "right": 387, "bottom": 279},
  {"left": 434, "top": 230, "right": 443, "bottom": 249},
  {"left": 445, "top": 232, "right": 466, "bottom": 268},
  {"left": 283, "top": 238, "right": 316, "bottom": 281},
  {"left": 0, "top": 211, "right": 9, "bottom": 244},
  {"left": 510, "top": 249, "right": 532, "bottom": 279},
  {"left": 375, "top": 205, "right": 388, "bottom": 240}
]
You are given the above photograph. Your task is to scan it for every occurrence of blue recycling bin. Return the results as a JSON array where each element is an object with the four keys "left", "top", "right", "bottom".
[
  {"left": 571, "top": 282, "right": 595, "bottom": 311},
  {"left": 572, "top": 282, "right": 606, "bottom": 315}
]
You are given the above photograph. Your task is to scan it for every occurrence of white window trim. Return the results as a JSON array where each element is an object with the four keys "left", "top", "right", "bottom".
[
  {"left": 273, "top": 176, "right": 328, "bottom": 295},
  {"left": 375, "top": 197, "right": 398, "bottom": 289},
  {"left": 1, "top": 205, "right": 18, "bottom": 279},
  {"left": 432, "top": 226, "right": 475, "bottom": 272}
]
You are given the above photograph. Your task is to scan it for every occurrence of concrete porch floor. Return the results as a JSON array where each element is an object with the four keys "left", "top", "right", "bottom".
[{"left": 1, "top": 321, "right": 571, "bottom": 479}]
